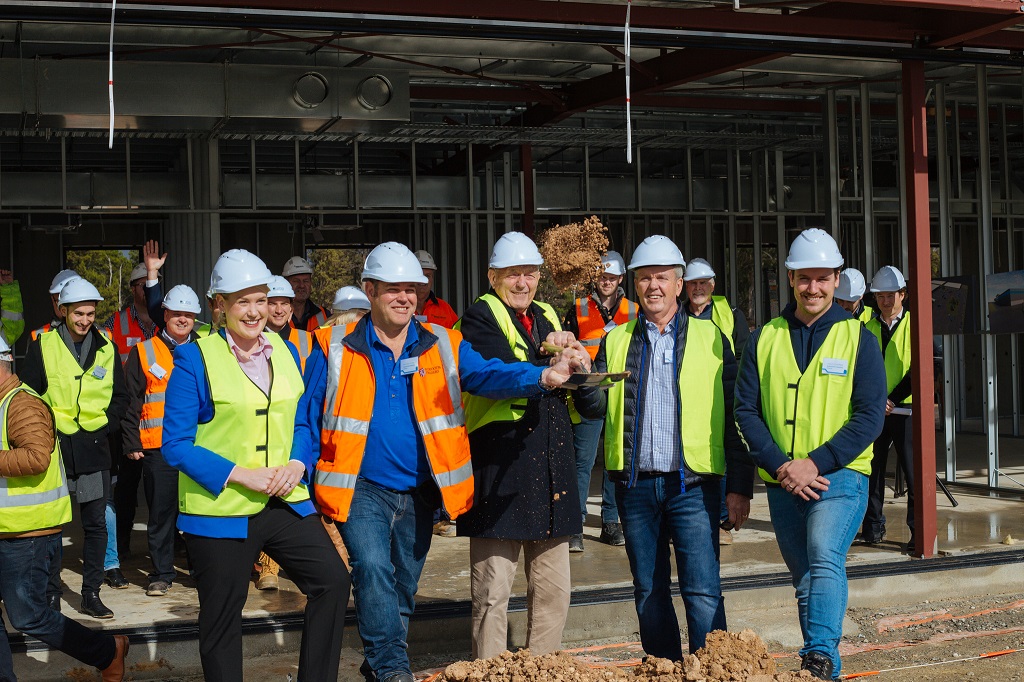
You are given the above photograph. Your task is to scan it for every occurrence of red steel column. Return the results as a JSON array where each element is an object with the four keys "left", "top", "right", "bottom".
[
  {"left": 901, "top": 60, "right": 937, "bottom": 558},
  {"left": 520, "top": 144, "right": 535, "bottom": 236}
]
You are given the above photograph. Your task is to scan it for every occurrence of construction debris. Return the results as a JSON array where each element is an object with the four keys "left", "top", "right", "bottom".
[{"left": 537, "top": 216, "right": 611, "bottom": 292}]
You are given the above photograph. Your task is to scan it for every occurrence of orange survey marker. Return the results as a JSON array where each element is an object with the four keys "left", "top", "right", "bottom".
[{"left": 840, "top": 647, "right": 1024, "bottom": 679}]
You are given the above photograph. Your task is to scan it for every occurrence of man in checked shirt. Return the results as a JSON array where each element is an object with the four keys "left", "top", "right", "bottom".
[{"left": 574, "top": 235, "right": 754, "bottom": 660}]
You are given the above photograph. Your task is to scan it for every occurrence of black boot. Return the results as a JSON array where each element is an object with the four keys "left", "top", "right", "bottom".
[
  {"left": 46, "top": 594, "right": 61, "bottom": 612},
  {"left": 801, "top": 651, "right": 834, "bottom": 680},
  {"left": 81, "top": 591, "right": 114, "bottom": 619}
]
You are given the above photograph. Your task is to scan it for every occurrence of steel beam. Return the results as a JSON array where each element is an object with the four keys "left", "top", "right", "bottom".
[
  {"left": 901, "top": 60, "right": 937, "bottom": 559},
  {"left": 934, "top": 83, "right": 958, "bottom": 482}
]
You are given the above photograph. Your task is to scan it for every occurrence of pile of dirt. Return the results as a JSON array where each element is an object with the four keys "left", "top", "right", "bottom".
[
  {"left": 537, "top": 215, "right": 610, "bottom": 292},
  {"left": 435, "top": 631, "right": 817, "bottom": 682}
]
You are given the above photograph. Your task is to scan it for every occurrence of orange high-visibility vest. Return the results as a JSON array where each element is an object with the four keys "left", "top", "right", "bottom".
[
  {"left": 31, "top": 323, "right": 53, "bottom": 341},
  {"left": 289, "top": 306, "right": 328, "bottom": 333},
  {"left": 110, "top": 308, "right": 150, "bottom": 364},
  {"left": 575, "top": 295, "right": 638, "bottom": 360},
  {"left": 287, "top": 328, "right": 313, "bottom": 374},
  {"left": 313, "top": 322, "right": 474, "bottom": 522},
  {"left": 136, "top": 337, "right": 174, "bottom": 450}
]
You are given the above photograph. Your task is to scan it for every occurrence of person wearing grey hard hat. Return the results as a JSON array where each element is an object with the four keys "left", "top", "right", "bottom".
[
  {"left": 282, "top": 255, "right": 329, "bottom": 332},
  {"left": 306, "top": 240, "right": 586, "bottom": 680},
  {"left": 560, "top": 249, "right": 636, "bottom": 553},
  {"left": 861, "top": 265, "right": 917, "bottom": 553},
  {"left": 119, "top": 283, "right": 203, "bottom": 599},
  {"left": 681, "top": 256, "right": 751, "bottom": 548},
  {"left": 572, "top": 234, "right": 752, "bottom": 660},
  {"left": 733, "top": 228, "right": 886, "bottom": 680},
  {"left": 835, "top": 268, "right": 874, "bottom": 323},
  {"left": 21, "top": 276, "right": 130, "bottom": 622},
  {"left": 413, "top": 249, "right": 459, "bottom": 329}
]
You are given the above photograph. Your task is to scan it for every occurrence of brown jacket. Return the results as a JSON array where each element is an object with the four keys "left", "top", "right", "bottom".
[{"left": 0, "top": 372, "right": 62, "bottom": 539}]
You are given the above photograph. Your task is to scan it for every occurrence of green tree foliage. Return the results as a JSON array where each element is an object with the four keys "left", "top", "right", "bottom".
[
  {"left": 65, "top": 249, "right": 137, "bottom": 322},
  {"left": 308, "top": 248, "right": 369, "bottom": 308}
]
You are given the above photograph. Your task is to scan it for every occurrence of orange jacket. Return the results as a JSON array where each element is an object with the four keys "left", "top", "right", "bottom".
[
  {"left": 136, "top": 337, "right": 173, "bottom": 450},
  {"left": 575, "top": 295, "right": 638, "bottom": 359},
  {"left": 107, "top": 307, "right": 154, "bottom": 364},
  {"left": 288, "top": 328, "right": 314, "bottom": 374},
  {"left": 417, "top": 293, "right": 459, "bottom": 329},
  {"left": 312, "top": 322, "right": 473, "bottom": 522}
]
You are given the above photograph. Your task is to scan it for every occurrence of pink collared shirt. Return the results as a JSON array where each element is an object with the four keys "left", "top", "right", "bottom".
[{"left": 225, "top": 329, "right": 273, "bottom": 395}]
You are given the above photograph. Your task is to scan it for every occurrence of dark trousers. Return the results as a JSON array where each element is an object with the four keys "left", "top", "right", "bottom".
[
  {"left": 113, "top": 456, "right": 144, "bottom": 556},
  {"left": 185, "top": 500, "right": 350, "bottom": 682},
  {"left": 0, "top": 533, "right": 115, "bottom": 681},
  {"left": 863, "top": 413, "right": 915, "bottom": 538},
  {"left": 116, "top": 451, "right": 178, "bottom": 583},
  {"left": 47, "top": 471, "right": 110, "bottom": 597}
]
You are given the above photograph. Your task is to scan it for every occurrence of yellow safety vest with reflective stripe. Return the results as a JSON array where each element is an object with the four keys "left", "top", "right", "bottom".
[
  {"left": 0, "top": 280, "right": 25, "bottom": 345},
  {"left": 865, "top": 311, "right": 912, "bottom": 406},
  {"left": 456, "top": 293, "right": 561, "bottom": 433},
  {"left": 603, "top": 318, "right": 726, "bottom": 476},
  {"left": 0, "top": 385, "right": 72, "bottom": 534},
  {"left": 710, "top": 296, "right": 736, "bottom": 353},
  {"left": 857, "top": 305, "right": 875, "bottom": 324},
  {"left": 178, "top": 332, "right": 309, "bottom": 517},
  {"left": 755, "top": 317, "right": 872, "bottom": 481},
  {"left": 137, "top": 337, "right": 174, "bottom": 450},
  {"left": 39, "top": 331, "right": 116, "bottom": 435},
  {"left": 313, "top": 323, "right": 474, "bottom": 522}
]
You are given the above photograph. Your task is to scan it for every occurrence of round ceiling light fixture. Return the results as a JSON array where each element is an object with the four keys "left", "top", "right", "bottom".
[
  {"left": 357, "top": 75, "right": 393, "bottom": 110},
  {"left": 293, "top": 72, "right": 329, "bottom": 109}
]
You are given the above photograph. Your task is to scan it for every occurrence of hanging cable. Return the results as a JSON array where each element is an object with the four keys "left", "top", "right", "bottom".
[
  {"left": 624, "top": 0, "right": 632, "bottom": 164},
  {"left": 108, "top": 0, "right": 116, "bottom": 149}
]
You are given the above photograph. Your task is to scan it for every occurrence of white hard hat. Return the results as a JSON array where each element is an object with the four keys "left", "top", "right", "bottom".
[
  {"left": 0, "top": 335, "right": 11, "bottom": 361},
  {"left": 333, "top": 285, "right": 371, "bottom": 313},
  {"left": 130, "top": 262, "right": 148, "bottom": 283},
  {"left": 267, "top": 275, "right": 296, "bottom": 299},
  {"left": 835, "top": 268, "right": 867, "bottom": 301},
  {"left": 785, "top": 228, "right": 844, "bottom": 270},
  {"left": 361, "top": 242, "right": 427, "bottom": 284},
  {"left": 281, "top": 256, "right": 314, "bottom": 277},
  {"left": 58, "top": 278, "right": 104, "bottom": 306},
  {"left": 869, "top": 265, "right": 907, "bottom": 292},
  {"left": 414, "top": 250, "right": 437, "bottom": 271},
  {"left": 209, "top": 249, "right": 274, "bottom": 295},
  {"left": 488, "top": 232, "right": 543, "bottom": 269},
  {"left": 602, "top": 251, "right": 626, "bottom": 277},
  {"left": 49, "top": 269, "right": 80, "bottom": 294},
  {"left": 683, "top": 258, "right": 716, "bottom": 282},
  {"left": 162, "top": 284, "right": 202, "bottom": 315},
  {"left": 628, "top": 235, "right": 685, "bottom": 270}
]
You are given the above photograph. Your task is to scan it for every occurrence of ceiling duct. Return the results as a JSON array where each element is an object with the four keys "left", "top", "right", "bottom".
[{"left": 0, "top": 60, "right": 409, "bottom": 133}]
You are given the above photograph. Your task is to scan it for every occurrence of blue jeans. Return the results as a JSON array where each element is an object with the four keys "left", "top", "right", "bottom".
[
  {"left": 616, "top": 474, "right": 725, "bottom": 659},
  {"left": 573, "top": 416, "right": 619, "bottom": 525},
  {"left": 339, "top": 479, "right": 434, "bottom": 681},
  {"left": 767, "top": 467, "right": 868, "bottom": 679},
  {"left": 103, "top": 500, "right": 119, "bottom": 571},
  {"left": 0, "top": 534, "right": 114, "bottom": 680}
]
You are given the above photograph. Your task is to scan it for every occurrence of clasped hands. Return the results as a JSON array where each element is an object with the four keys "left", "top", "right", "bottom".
[
  {"left": 227, "top": 460, "right": 306, "bottom": 498},
  {"left": 775, "top": 458, "right": 830, "bottom": 501}
]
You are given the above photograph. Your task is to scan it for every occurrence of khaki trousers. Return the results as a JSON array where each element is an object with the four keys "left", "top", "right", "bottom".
[{"left": 470, "top": 536, "right": 571, "bottom": 660}]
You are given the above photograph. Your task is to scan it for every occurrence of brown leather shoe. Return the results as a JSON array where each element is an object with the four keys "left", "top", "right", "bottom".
[{"left": 100, "top": 634, "right": 129, "bottom": 682}]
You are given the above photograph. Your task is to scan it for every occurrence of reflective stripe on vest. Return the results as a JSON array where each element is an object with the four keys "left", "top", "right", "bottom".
[
  {"left": 179, "top": 332, "right": 309, "bottom": 517},
  {"left": 576, "top": 296, "right": 639, "bottom": 358},
  {"left": 315, "top": 322, "right": 474, "bottom": 522},
  {"left": 111, "top": 308, "right": 147, "bottom": 363},
  {"left": 38, "top": 332, "right": 116, "bottom": 434},
  {"left": 137, "top": 337, "right": 174, "bottom": 450},
  {"left": 603, "top": 318, "right": 726, "bottom": 478},
  {"left": 866, "top": 310, "right": 912, "bottom": 405},
  {"left": 288, "top": 328, "right": 313, "bottom": 374},
  {"left": 0, "top": 385, "right": 73, "bottom": 533},
  {"left": 457, "top": 294, "right": 561, "bottom": 433},
  {"left": 31, "top": 324, "right": 52, "bottom": 341},
  {"left": 710, "top": 296, "right": 736, "bottom": 353},
  {"left": 754, "top": 317, "right": 871, "bottom": 481}
]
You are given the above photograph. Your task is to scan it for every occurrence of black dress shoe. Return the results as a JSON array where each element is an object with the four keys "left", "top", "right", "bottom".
[
  {"left": 81, "top": 591, "right": 114, "bottom": 619},
  {"left": 46, "top": 594, "right": 61, "bottom": 612},
  {"left": 104, "top": 568, "right": 129, "bottom": 589}
]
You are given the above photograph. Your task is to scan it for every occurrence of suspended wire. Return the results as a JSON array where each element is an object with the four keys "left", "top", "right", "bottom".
[
  {"left": 108, "top": 0, "right": 116, "bottom": 149},
  {"left": 624, "top": 0, "right": 632, "bottom": 164}
]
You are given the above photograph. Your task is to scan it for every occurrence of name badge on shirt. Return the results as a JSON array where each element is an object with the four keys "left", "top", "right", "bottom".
[
  {"left": 127, "top": 337, "right": 142, "bottom": 347},
  {"left": 414, "top": 315, "right": 428, "bottom": 323},
  {"left": 821, "top": 358, "right": 849, "bottom": 376},
  {"left": 91, "top": 366, "right": 107, "bottom": 380},
  {"left": 602, "top": 320, "right": 618, "bottom": 333},
  {"left": 663, "top": 349, "right": 673, "bottom": 364},
  {"left": 400, "top": 357, "right": 419, "bottom": 376},
  {"left": 149, "top": 363, "right": 167, "bottom": 380}
]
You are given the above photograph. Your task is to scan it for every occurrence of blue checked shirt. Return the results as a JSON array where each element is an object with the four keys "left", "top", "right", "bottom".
[{"left": 636, "top": 318, "right": 680, "bottom": 473}]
